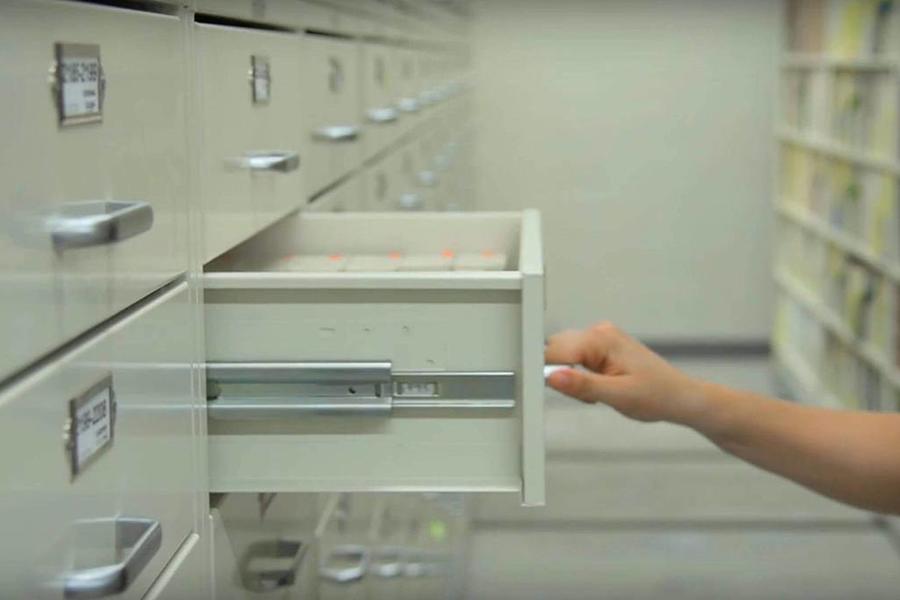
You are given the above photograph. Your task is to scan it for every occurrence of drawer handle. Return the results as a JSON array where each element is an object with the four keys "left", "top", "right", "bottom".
[
  {"left": 418, "top": 170, "right": 439, "bottom": 188},
  {"left": 402, "top": 550, "right": 446, "bottom": 579},
  {"left": 239, "top": 539, "right": 307, "bottom": 592},
  {"left": 50, "top": 201, "right": 154, "bottom": 251},
  {"left": 64, "top": 517, "right": 162, "bottom": 599},
  {"left": 319, "top": 545, "right": 368, "bottom": 584},
  {"left": 418, "top": 90, "right": 442, "bottom": 107},
  {"left": 397, "top": 97, "right": 421, "bottom": 113},
  {"left": 398, "top": 192, "right": 425, "bottom": 211},
  {"left": 312, "top": 125, "right": 361, "bottom": 142},
  {"left": 205, "top": 362, "right": 517, "bottom": 419},
  {"left": 369, "top": 546, "right": 405, "bottom": 579},
  {"left": 228, "top": 151, "right": 300, "bottom": 173},
  {"left": 366, "top": 107, "right": 399, "bottom": 124}
]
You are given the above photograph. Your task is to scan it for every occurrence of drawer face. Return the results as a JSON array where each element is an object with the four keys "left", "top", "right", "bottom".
[
  {"left": 362, "top": 43, "right": 401, "bottom": 159},
  {"left": 302, "top": 35, "right": 362, "bottom": 197},
  {"left": 212, "top": 494, "right": 319, "bottom": 599},
  {"left": 196, "top": 24, "right": 305, "bottom": 262},
  {"left": 0, "top": 1, "right": 190, "bottom": 373},
  {"left": 0, "top": 284, "right": 196, "bottom": 599},
  {"left": 203, "top": 212, "right": 545, "bottom": 504},
  {"left": 142, "top": 534, "right": 207, "bottom": 600},
  {"left": 363, "top": 152, "right": 404, "bottom": 211},
  {"left": 307, "top": 174, "right": 365, "bottom": 213}
]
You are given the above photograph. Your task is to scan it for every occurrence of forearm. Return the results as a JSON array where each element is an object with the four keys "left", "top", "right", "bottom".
[{"left": 678, "top": 381, "right": 900, "bottom": 515}]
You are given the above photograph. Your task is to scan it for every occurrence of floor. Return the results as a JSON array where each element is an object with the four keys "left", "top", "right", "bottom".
[{"left": 464, "top": 357, "right": 900, "bottom": 600}]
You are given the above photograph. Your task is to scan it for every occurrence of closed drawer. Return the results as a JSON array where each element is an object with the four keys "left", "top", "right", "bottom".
[
  {"left": 0, "top": 283, "right": 197, "bottom": 599},
  {"left": 195, "top": 0, "right": 304, "bottom": 28},
  {"left": 395, "top": 48, "right": 423, "bottom": 134},
  {"left": 202, "top": 211, "right": 545, "bottom": 504},
  {"left": 0, "top": 1, "right": 190, "bottom": 377},
  {"left": 211, "top": 493, "right": 319, "bottom": 599},
  {"left": 196, "top": 24, "right": 305, "bottom": 263},
  {"left": 302, "top": 35, "right": 363, "bottom": 197},
  {"left": 362, "top": 42, "right": 402, "bottom": 159}
]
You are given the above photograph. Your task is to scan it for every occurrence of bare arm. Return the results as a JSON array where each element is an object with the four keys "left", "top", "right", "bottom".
[{"left": 545, "top": 323, "right": 900, "bottom": 515}]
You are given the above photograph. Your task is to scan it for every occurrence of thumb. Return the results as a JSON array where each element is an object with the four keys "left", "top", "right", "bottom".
[{"left": 547, "top": 368, "right": 630, "bottom": 408}]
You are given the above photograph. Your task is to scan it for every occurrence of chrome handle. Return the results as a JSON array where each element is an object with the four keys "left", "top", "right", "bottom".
[
  {"left": 50, "top": 201, "right": 153, "bottom": 250},
  {"left": 398, "top": 192, "right": 425, "bottom": 211},
  {"left": 366, "top": 107, "right": 399, "bottom": 124},
  {"left": 312, "top": 125, "right": 360, "bottom": 142},
  {"left": 228, "top": 151, "right": 300, "bottom": 173},
  {"left": 397, "top": 97, "right": 420, "bottom": 113},
  {"left": 418, "top": 90, "right": 441, "bottom": 107},
  {"left": 64, "top": 517, "right": 161, "bottom": 599},
  {"left": 239, "top": 539, "right": 307, "bottom": 592},
  {"left": 369, "top": 546, "right": 405, "bottom": 579},
  {"left": 319, "top": 545, "right": 368, "bottom": 584},
  {"left": 418, "top": 170, "right": 438, "bottom": 188}
]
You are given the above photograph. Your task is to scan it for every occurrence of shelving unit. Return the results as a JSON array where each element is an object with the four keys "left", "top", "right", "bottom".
[{"left": 775, "top": 0, "right": 900, "bottom": 414}]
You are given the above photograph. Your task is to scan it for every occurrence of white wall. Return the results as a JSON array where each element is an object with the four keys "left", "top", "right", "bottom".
[{"left": 472, "top": 0, "right": 779, "bottom": 341}]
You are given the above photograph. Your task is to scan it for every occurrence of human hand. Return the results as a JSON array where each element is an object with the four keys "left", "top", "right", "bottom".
[{"left": 544, "top": 322, "right": 705, "bottom": 424}]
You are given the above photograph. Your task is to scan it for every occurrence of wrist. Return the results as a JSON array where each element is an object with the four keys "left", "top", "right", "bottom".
[{"left": 668, "top": 378, "right": 734, "bottom": 441}]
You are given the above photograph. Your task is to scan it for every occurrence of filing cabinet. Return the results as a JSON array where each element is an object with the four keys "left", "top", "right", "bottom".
[
  {"left": 195, "top": 23, "right": 305, "bottom": 262},
  {"left": 142, "top": 534, "right": 208, "bottom": 600},
  {"left": 307, "top": 174, "right": 366, "bottom": 213},
  {"left": 363, "top": 151, "right": 405, "bottom": 211},
  {"left": 0, "top": 0, "right": 190, "bottom": 378},
  {"left": 203, "top": 211, "right": 546, "bottom": 505},
  {"left": 396, "top": 47, "right": 424, "bottom": 136},
  {"left": 0, "top": 283, "right": 197, "bottom": 599},
  {"left": 301, "top": 35, "right": 364, "bottom": 197}
]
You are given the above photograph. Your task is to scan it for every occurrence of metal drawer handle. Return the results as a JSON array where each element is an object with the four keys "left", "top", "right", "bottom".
[
  {"left": 398, "top": 192, "right": 424, "bottom": 211},
  {"left": 228, "top": 151, "right": 300, "bottom": 173},
  {"left": 205, "top": 362, "right": 517, "bottom": 419},
  {"left": 366, "top": 107, "right": 399, "bottom": 124},
  {"left": 319, "top": 545, "right": 368, "bottom": 584},
  {"left": 398, "top": 97, "right": 420, "bottom": 113},
  {"left": 418, "top": 170, "right": 438, "bottom": 188},
  {"left": 312, "top": 125, "right": 361, "bottom": 142},
  {"left": 239, "top": 539, "right": 307, "bottom": 592},
  {"left": 369, "top": 546, "right": 405, "bottom": 579},
  {"left": 64, "top": 517, "right": 162, "bottom": 599},
  {"left": 50, "top": 201, "right": 153, "bottom": 251}
]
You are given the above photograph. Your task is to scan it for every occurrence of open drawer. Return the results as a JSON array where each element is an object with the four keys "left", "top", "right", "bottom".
[{"left": 204, "top": 211, "right": 545, "bottom": 505}]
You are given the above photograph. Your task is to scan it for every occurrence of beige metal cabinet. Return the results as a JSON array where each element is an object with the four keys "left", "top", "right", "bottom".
[
  {"left": 362, "top": 151, "right": 405, "bottom": 212},
  {"left": 396, "top": 48, "right": 423, "bottom": 133},
  {"left": 202, "top": 211, "right": 546, "bottom": 505},
  {"left": 195, "top": 24, "right": 305, "bottom": 262},
  {"left": 301, "top": 35, "right": 363, "bottom": 197},
  {"left": 0, "top": 283, "right": 197, "bottom": 599},
  {"left": 361, "top": 42, "right": 402, "bottom": 160},
  {"left": 0, "top": 1, "right": 190, "bottom": 378}
]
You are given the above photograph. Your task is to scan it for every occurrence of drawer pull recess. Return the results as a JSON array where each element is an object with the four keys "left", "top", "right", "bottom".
[
  {"left": 239, "top": 539, "right": 307, "bottom": 592},
  {"left": 64, "top": 517, "right": 162, "bottom": 599},
  {"left": 50, "top": 201, "right": 154, "bottom": 250},
  {"left": 206, "top": 361, "right": 516, "bottom": 419},
  {"left": 319, "top": 545, "right": 368, "bottom": 585}
]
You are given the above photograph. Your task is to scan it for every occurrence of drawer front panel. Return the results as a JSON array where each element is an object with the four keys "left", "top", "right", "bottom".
[
  {"left": 307, "top": 175, "right": 365, "bottom": 213},
  {"left": 0, "top": 284, "right": 196, "bottom": 599},
  {"left": 196, "top": 24, "right": 304, "bottom": 262},
  {"left": 362, "top": 42, "right": 401, "bottom": 159},
  {"left": 363, "top": 151, "right": 404, "bottom": 211},
  {"left": 0, "top": 1, "right": 190, "bottom": 374},
  {"left": 302, "top": 35, "right": 362, "bottom": 197}
]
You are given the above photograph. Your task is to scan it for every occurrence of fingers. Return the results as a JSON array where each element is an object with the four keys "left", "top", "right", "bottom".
[
  {"left": 544, "top": 322, "right": 620, "bottom": 370},
  {"left": 547, "top": 367, "right": 629, "bottom": 409}
]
